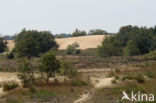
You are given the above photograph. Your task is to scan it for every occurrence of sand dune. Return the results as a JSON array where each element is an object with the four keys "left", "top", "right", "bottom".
[{"left": 6, "top": 35, "right": 106, "bottom": 51}]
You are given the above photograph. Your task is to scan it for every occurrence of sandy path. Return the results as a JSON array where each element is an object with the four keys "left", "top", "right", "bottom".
[
  {"left": 73, "top": 77, "right": 114, "bottom": 103},
  {"left": 74, "top": 89, "right": 93, "bottom": 103},
  {"left": 73, "top": 69, "right": 114, "bottom": 103}
]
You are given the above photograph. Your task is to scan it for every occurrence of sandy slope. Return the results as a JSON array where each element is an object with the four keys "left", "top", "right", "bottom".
[
  {"left": 6, "top": 35, "right": 106, "bottom": 51},
  {"left": 56, "top": 35, "right": 106, "bottom": 50}
]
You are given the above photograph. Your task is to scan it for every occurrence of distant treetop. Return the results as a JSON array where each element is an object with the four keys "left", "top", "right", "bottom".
[{"left": 72, "top": 29, "right": 87, "bottom": 37}]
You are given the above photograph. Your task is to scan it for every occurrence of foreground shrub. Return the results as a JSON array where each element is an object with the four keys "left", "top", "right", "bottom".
[
  {"left": 18, "top": 59, "right": 35, "bottom": 87},
  {"left": 39, "top": 51, "right": 60, "bottom": 84},
  {"left": 3, "top": 82, "right": 19, "bottom": 91}
]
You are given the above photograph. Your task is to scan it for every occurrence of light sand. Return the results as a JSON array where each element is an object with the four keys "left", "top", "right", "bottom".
[{"left": 56, "top": 35, "right": 106, "bottom": 50}]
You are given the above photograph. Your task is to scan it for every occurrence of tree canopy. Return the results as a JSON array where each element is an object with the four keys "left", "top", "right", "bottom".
[{"left": 15, "top": 29, "right": 58, "bottom": 57}]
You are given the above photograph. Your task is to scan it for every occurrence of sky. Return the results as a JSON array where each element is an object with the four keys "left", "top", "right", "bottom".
[{"left": 0, "top": 0, "right": 156, "bottom": 35}]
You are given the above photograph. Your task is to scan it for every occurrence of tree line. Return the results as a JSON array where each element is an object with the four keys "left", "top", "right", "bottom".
[
  {"left": 98, "top": 25, "right": 156, "bottom": 58},
  {"left": 55, "top": 29, "right": 109, "bottom": 38}
]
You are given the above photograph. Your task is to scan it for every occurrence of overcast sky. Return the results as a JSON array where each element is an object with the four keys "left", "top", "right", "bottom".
[{"left": 0, "top": 0, "right": 156, "bottom": 35}]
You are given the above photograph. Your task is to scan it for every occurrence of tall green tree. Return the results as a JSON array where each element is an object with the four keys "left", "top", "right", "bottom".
[{"left": 15, "top": 29, "right": 58, "bottom": 57}]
